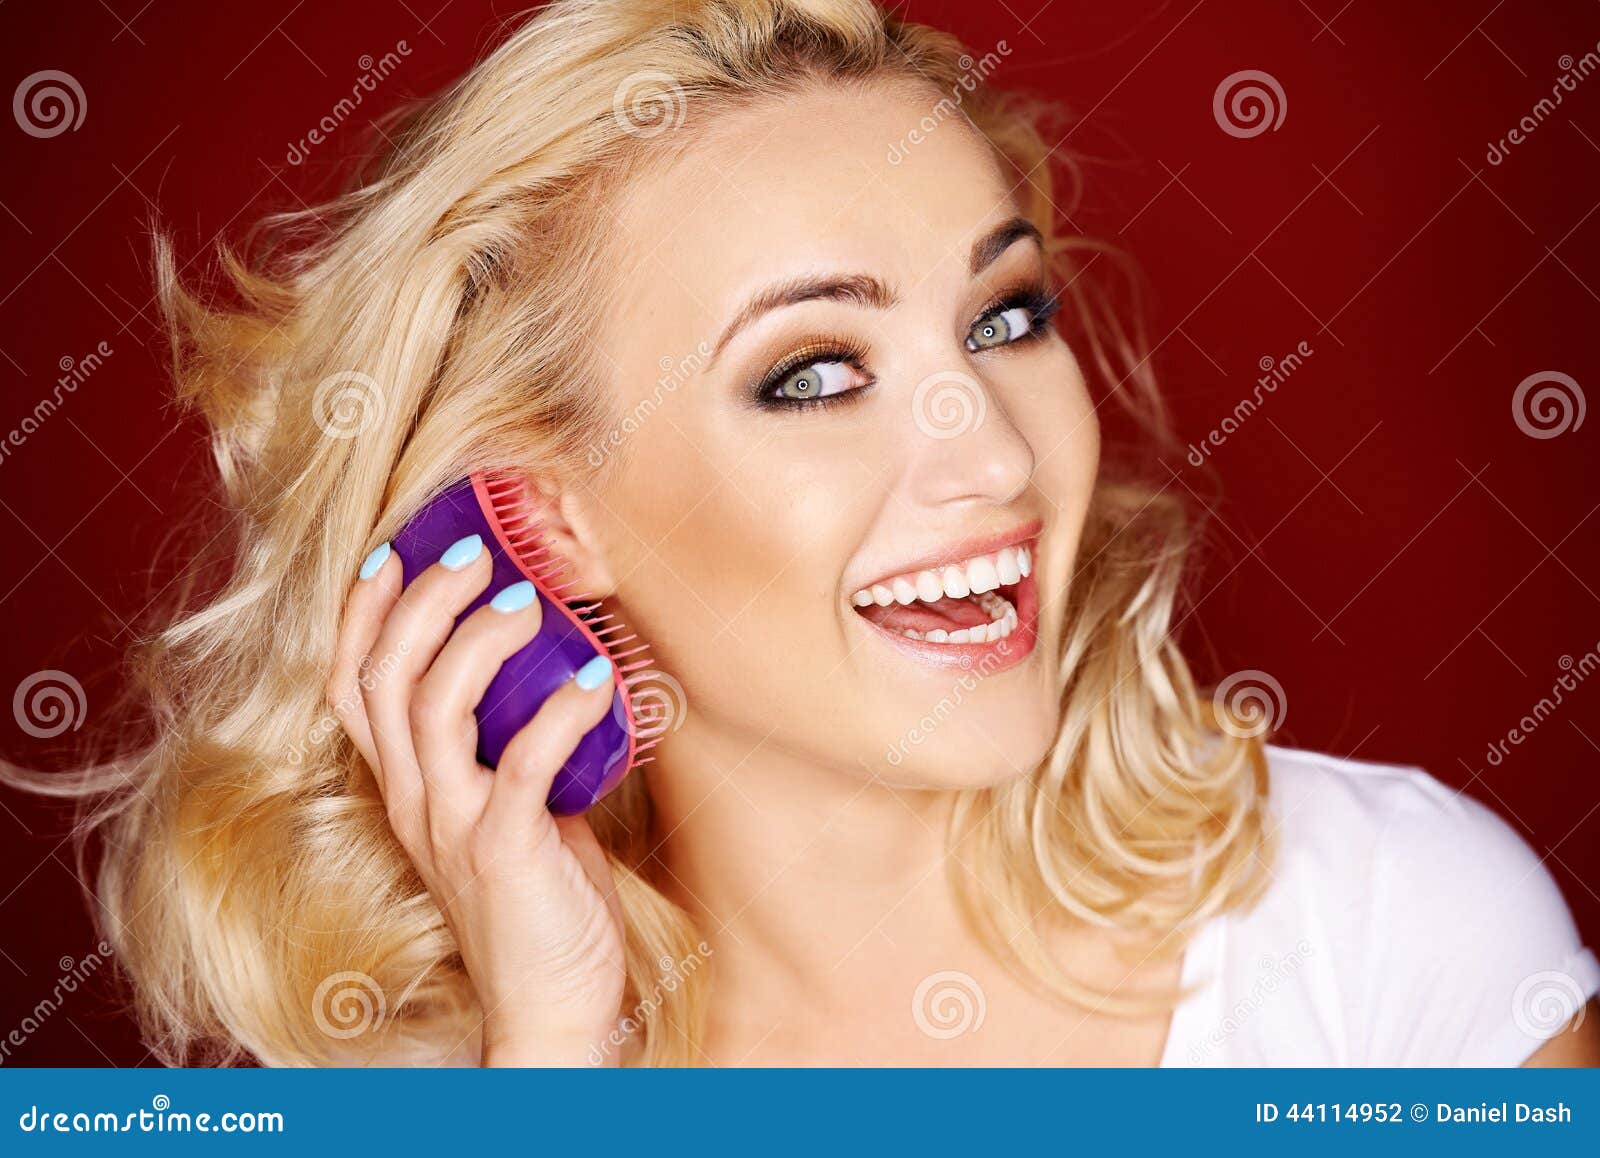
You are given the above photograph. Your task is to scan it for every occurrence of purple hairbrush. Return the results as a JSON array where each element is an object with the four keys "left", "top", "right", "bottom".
[{"left": 390, "top": 472, "right": 662, "bottom": 814}]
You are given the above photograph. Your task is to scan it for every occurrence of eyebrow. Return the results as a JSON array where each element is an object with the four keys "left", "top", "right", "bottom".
[
  {"left": 707, "top": 216, "right": 1044, "bottom": 364},
  {"left": 969, "top": 216, "right": 1044, "bottom": 276}
]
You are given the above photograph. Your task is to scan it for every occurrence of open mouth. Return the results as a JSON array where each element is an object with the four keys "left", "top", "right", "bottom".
[
  {"left": 850, "top": 544, "right": 1029, "bottom": 642},
  {"left": 847, "top": 524, "right": 1041, "bottom": 670}
]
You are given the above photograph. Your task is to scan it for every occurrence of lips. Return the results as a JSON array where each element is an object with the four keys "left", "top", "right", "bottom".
[{"left": 846, "top": 520, "right": 1041, "bottom": 670}]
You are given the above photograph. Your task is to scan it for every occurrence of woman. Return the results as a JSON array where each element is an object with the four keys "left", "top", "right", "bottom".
[{"left": 13, "top": 0, "right": 1597, "bottom": 1067}]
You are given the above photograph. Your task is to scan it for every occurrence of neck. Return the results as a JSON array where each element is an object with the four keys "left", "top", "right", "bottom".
[{"left": 642, "top": 717, "right": 970, "bottom": 987}]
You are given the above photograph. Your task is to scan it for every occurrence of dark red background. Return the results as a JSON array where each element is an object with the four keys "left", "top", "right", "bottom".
[{"left": 2, "top": 1, "right": 1596, "bottom": 1065}]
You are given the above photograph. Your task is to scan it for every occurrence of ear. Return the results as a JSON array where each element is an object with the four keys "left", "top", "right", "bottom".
[{"left": 509, "top": 474, "right": 618, "bottom": 599}]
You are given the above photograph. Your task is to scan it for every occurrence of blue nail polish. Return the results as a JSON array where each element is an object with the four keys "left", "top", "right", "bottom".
[
  {"left": 439, "top": 534, "right": 483, "bottom": 571},
  {"left": 358, "top": 542, "right": 391, "bottom": 580},
  {"left": 574, "top": 655, "right": 613, "bottom": 691},
  {"left": 489, "top": 580, "right": 538, "bottom": 613}
]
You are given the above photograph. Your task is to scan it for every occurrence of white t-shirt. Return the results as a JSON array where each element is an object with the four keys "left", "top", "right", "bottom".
[{"left": 1160, "top": 744, "right": 1600, "bottom": 1066}]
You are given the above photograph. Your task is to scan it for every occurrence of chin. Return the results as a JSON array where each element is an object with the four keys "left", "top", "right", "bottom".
[{"left": 874, "top": 687, "right": 1061, "bottom": 790}]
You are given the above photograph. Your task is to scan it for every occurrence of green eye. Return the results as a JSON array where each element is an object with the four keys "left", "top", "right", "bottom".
[
  {"left": 771, "top": 359, "right": 857, "bottom": 402},
  {"left": 966, "top": 305, "right": 1034, "bottom": 351}
]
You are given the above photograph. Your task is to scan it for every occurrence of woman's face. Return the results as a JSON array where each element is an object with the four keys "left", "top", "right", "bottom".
[{"left": 577, "top": 79, "right": 1100, "bottom": 791}]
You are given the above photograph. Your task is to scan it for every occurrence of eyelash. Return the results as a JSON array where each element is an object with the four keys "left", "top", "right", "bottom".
[
  {"left": 751, "top": 283, "right": 1061, "bottom": 412},
  {"left": 754, "top": 338, "right": 873, "bottom": 413}
]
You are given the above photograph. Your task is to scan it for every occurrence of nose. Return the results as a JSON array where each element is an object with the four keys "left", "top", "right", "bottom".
[{"left": 901, "top": 367, "right": 1034, "bottom": 509}]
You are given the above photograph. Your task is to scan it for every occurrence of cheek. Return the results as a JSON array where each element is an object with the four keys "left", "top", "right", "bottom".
[
  {"left": 1012, "top": 353, "right": 1101, "bottom": 520},
  {"left": 593, "top": 416, "right": 878, "bottom": 703},
  {"left": 880, "top": 684, "right": 1062, "bottom": 788},
  {"left": 1001, "top": 357, "right": 1099, "bottom": 673}
]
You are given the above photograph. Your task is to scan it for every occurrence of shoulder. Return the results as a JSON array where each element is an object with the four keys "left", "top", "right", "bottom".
[
  {"left": 1260, "top": 744, "right": 1571, "bottom": 914},
  {"left": 1234, "top": 745, "right": 1599, "bottom": 1064},
  {"left": 1260, "top": 744, "right": 1556, "bottom": 885}
]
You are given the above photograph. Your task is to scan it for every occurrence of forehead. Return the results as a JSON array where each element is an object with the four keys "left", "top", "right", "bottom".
[{"left": 604, "top": 78, "right": 1020, "bottom": 314}]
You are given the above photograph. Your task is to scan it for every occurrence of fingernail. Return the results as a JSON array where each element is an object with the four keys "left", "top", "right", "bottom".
[
  {"left": 358, "top": 542, "right": 391, "bottom": 580},
  {"left": 489, "top": 580, "right": 538, "bottom": 613},
  {"left": 439, "top": 534, "right": 483, "bottom": 571},
  {"left": 574, "top": 655, "right": 613, "bottom": 691}
]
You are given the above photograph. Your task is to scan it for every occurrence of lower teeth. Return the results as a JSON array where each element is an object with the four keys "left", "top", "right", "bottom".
[{"left": 895, "top": 592, "right": 1017, "bottom": 644}]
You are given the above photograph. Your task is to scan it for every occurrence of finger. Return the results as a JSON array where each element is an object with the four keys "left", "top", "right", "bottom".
[
  {"left": 554, "top": 814, "right": 623, "bottom": 931},
  {"left": 411, "top": 578, "right": 546, "bottom": 839},
  {"left": 328, "top": 541, "right": 402, "bottom": 778},
  {"left": 363, "top": 533, "right": 493, "bottom": 850},
  {"left": 481, "top": 655, "right": 618, "bottom": 831}
]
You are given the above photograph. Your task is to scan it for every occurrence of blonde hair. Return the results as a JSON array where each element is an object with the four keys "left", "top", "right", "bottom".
[{"left": 5, "top": 0, "right": 1271, "bottom": 1066}]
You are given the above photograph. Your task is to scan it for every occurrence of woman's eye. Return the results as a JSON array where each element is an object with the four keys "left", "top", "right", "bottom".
[
  {"left": 769, "top": 358, "right": 862, "bottom": 402},
  {"left": 966, "top": 305, "right": 1036, "bottom": 351}
]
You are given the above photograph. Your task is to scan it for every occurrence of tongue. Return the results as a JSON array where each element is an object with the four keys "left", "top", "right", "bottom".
[{"left": 856, "top": 593, "right": 991, "bottom": 632}]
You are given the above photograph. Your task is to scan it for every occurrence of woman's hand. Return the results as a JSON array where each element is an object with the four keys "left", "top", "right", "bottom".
[{"left": 327, "top": 536, "right": 626, "bottom": 1066}]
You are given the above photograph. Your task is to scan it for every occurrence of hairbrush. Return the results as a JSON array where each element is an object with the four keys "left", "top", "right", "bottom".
[{"left": 389, "top": 472, "right": 661, "bottom": 814}]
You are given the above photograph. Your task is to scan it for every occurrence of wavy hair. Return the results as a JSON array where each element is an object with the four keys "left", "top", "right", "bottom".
[{"left": 4, "top": 0, "right": 1271, "bottom": 1066}]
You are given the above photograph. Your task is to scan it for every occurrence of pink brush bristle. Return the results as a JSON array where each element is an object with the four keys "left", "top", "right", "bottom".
[{"left": 473, "top": 470, "right": 666, "bottom": 763}]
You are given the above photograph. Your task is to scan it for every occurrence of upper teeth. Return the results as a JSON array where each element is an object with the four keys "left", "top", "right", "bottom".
[{"left": 850, "top": 544, "right": 1032, "bottom": 609}]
